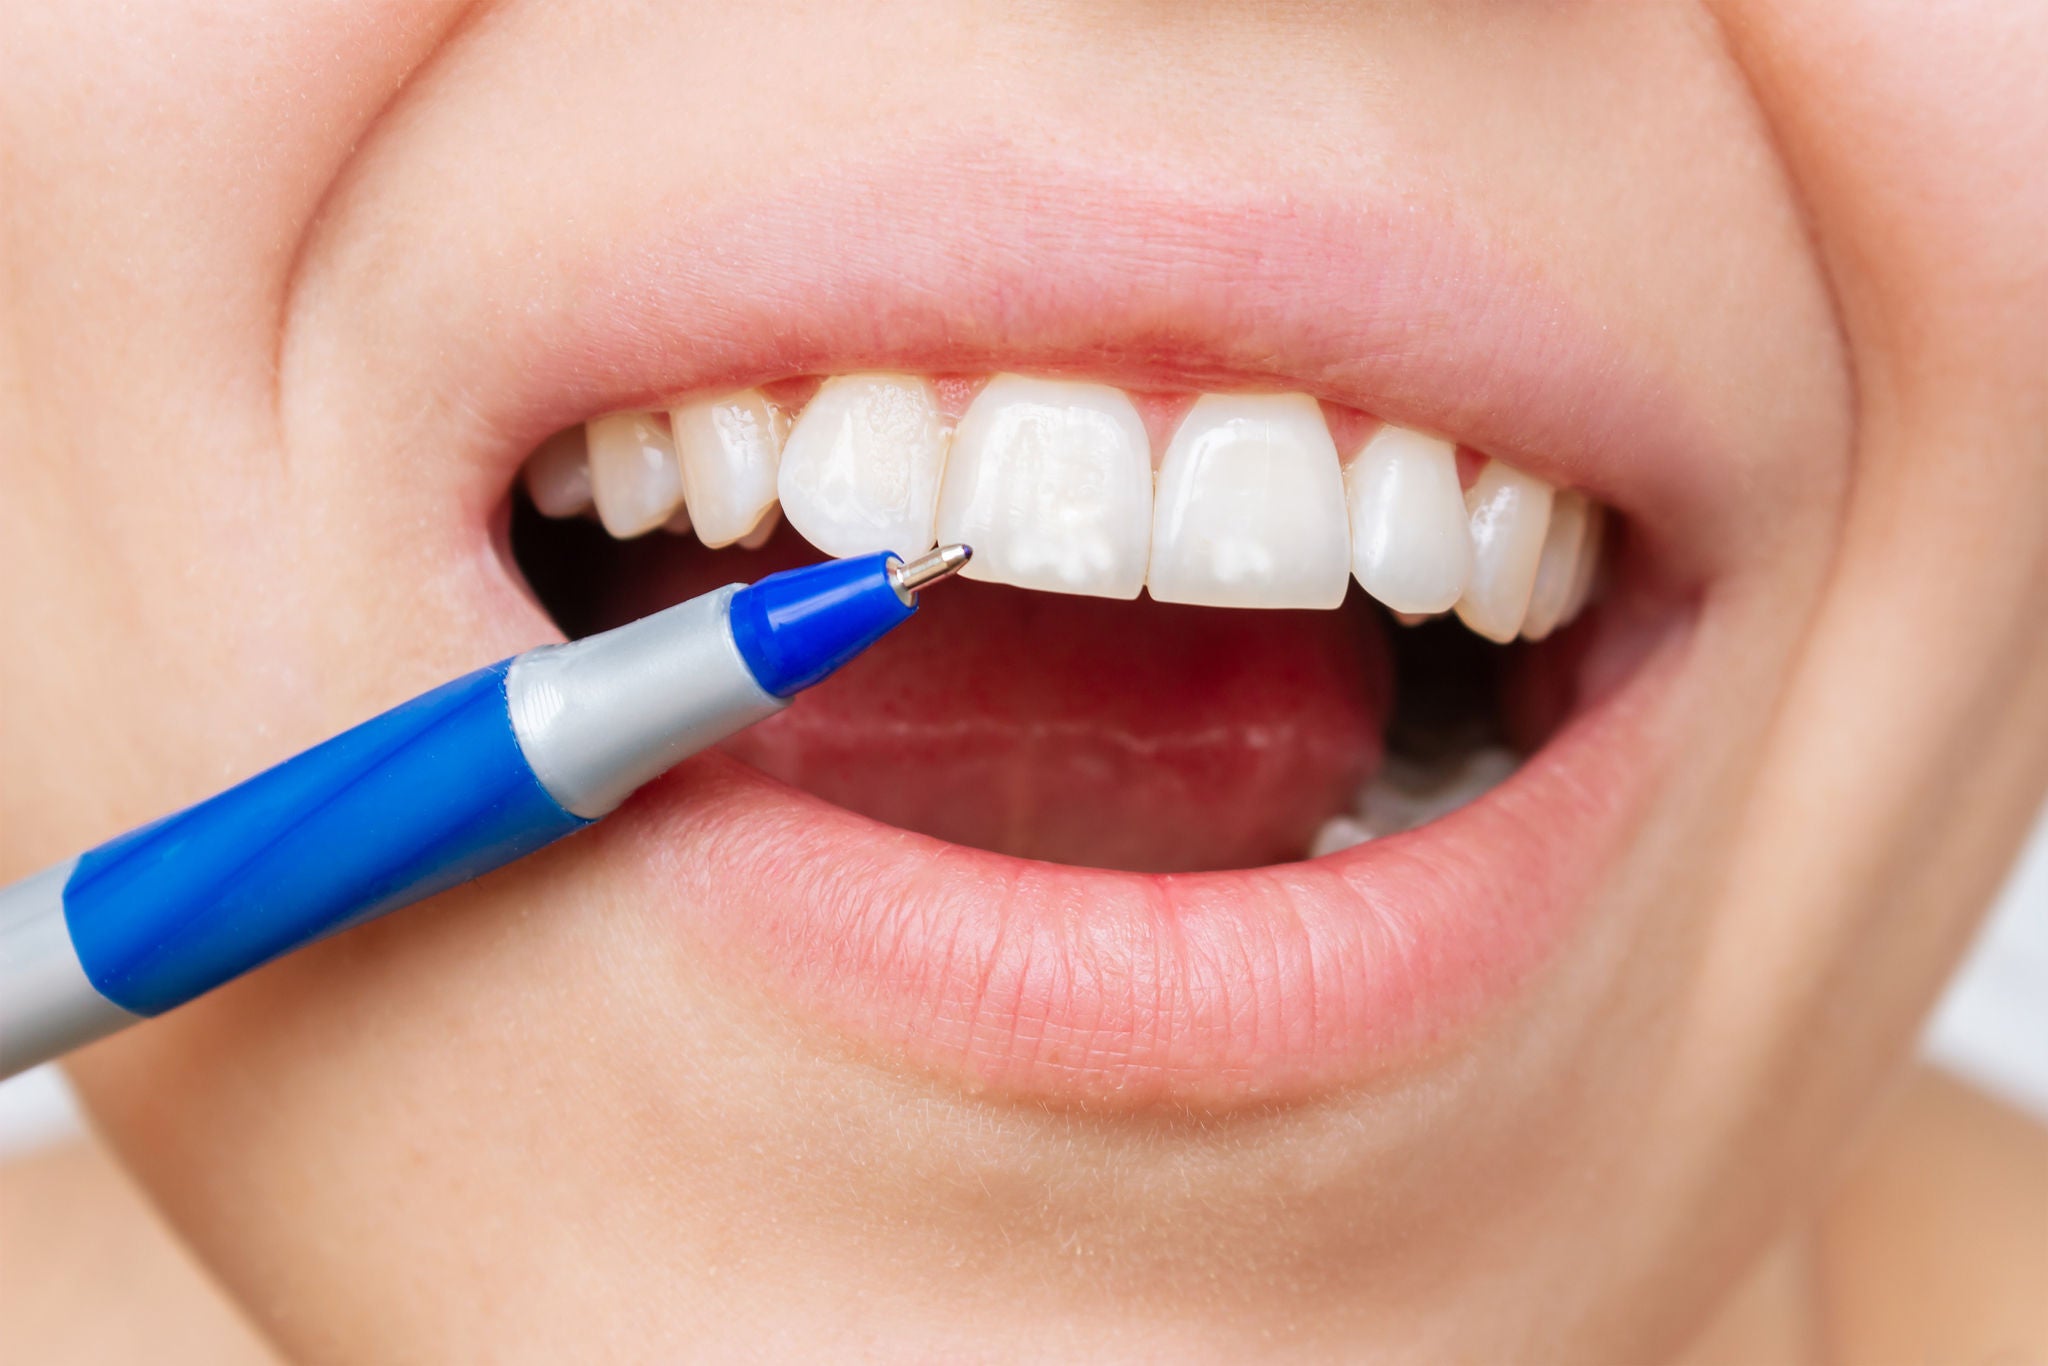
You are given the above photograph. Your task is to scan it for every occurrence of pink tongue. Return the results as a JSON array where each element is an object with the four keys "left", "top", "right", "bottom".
[{"left": 607, "top": 545, "right": 1391, "bottom": 872}]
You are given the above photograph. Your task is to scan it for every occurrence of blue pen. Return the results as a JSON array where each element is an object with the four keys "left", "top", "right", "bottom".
[{"left": 0, "top": 544, "right": 971, "bottom": 1078}]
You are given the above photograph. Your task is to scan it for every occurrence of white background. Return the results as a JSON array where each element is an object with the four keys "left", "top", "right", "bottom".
[{"left": 5, "top": 806, "right": 2046, "bottom": 1158}]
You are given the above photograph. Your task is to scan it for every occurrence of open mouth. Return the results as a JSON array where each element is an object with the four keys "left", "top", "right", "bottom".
[
  {"left": 517, "top": 377, "right": 1613, "bottom": 874},
  {"left": 297, "top": 145, "right": 1722, "bottom": 1109},
  {"left": 500, "top": 356, "right": 1690, "bottom": 1109}
]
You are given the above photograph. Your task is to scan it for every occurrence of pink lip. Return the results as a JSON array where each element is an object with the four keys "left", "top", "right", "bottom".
[
  {"left": 600, "top": 638, "right": 1681, "bottom": 1108},
  {"left": 368, "top": 138, "right": 1722, "bottom": 1107}
]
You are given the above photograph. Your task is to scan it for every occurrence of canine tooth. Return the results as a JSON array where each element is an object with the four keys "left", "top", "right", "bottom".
[
  {"left": 1343, "top": 425, "right": 1473, "bottom": 615},
  {"left": 1520, "top": 491, "right": 1590, "bottom": 640},
  {"left": 1147, "top": 393, "right": 1351, "bottom": 609},
  {"left": 672, "top": 390, "right": 788, "bottom": 549},
  {"left": 587, "top": 412, "right": 684, "bottom": 538},
  {"left": 1309, "top": 814, "right": 1374, "bottom": 858},
  {"left": 523, "top": 428, "right": 593, "bottom": 518},
  {"left": 778, "top": 373, "right": 949, "bottom": 559},
  {"left": 1562, "top": 503, "right": 1605, "bottom": 622},
  {"left": 934, "top": 374, "right": 1152, "bottom": 599},
  {"left": 1453, "top": 460, "right": 1554, "bottom": 642}
]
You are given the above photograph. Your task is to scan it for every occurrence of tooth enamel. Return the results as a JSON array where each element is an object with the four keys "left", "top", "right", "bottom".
[
  {"left": 737, "top": 504, "right": 781, "bottom": 551},
  {"left": 1308, "top": 814, "right": 1374, "bottom": 859},
  {"left": 1146, "top": 393, "right": 1351, "bottom": 609},
  {"left": 934, "top": 374, "right": 1152, "bottom": 599},
  {"left": 1453, "top": 459, "right": 1555, "bottom": 643},
  {"left": 1562, "top": 503, "right": 1605, "bottom": 622},
  {"left": 778, "top": 373, "right": 949, "bottom": 559},
  {"left": 1520, "top": 491, "right": 1590, "bottom": 640},
  {"left": 672, "top": 390, "right": 788, "bottom": 549},
  {"left": 523, "top": 428, "right": 593, "bottom": 518},
  {"left": 587, "top": 411, "right": 685, "bottom": 538},
  {"left": 1343, "top": 425, "right": 1473, "bottom": 615},
  {"left": 1357, "top": 748, "right": 1519, "bottom": 836}
]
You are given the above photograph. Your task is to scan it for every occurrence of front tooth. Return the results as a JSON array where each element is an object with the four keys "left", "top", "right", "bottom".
[
  {"left": 1453, "top": 459, "right": 1555, "bottom": 642},
  {"left": 523, "top": 428, "right": 593, "bottom": 518},
  {"left": 778, "top": 373, "right": 949, "bottom": 559},
  {"left": 934, "top": 374, "right": 1152, "bottom": 599},
  {"left": 1146, "top": 393, "right": 1351, "bottom": 609},
  {"left": 1343, "top": 424, "right": 1473, "bottom": 615},
  {"left": 672, "top": 389, "right": 787, "bottom": 549},
  {"left": 1519, "top": 491, "right": 1590, "bottom": 640},
  {"left": 587, "top": 411, "right": 684, "bottom": 538}
]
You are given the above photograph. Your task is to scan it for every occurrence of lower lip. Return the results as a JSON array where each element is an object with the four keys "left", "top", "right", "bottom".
[{"left": 601, "top": 625, "right": 1684, "bottom": 1109}]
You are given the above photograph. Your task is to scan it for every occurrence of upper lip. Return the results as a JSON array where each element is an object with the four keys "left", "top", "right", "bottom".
[
  {"left": 286, "top": 133, "right": 1716, "bottom": 1108},
  {"left": 289, "top": 136, "right": 1734, "bottom": 602}
]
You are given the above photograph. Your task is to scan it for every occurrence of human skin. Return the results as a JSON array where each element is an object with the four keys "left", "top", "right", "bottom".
[{"left": 1, "top": 2, "right": 2044, "bottom": 1362}]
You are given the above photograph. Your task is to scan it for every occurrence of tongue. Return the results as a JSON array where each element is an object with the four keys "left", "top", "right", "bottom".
[{"left": 600, "top": 540, "right": 1390, "bottom": 872}]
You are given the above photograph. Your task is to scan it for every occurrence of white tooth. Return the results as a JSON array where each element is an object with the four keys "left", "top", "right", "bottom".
[
  {"left": 523, "top": 428, "right": 593, "bottom": 518},
  {"left": 1308, "top": 814, "right": 1374, "bottom": 859},
  {"left": 662, "top": 505, "right": 693, "bottom": 536},
  {"left": 1146, "top": 393, "right": 1351, "bottom": 609},
  {"left": 778, "top": 373, "right": 949, "bottom": 559},
  {"left": 1453, "top": 460, "right": 1554, "bottom": 642},
  {"left": 737, "top": 504, "right": 781, "bottom": 551},
  {"left": 672, "top": 390, "right": 788, "bottom": 549},
  {"left": 1357, "top": 748, "right": 1519, "bottom": 836},
  {"left": 1520, "top": 491, "right": 1590, "bottom": 640},
  {"left": 1343, "top": 424, "right": 1473, "bottom": 615},
  {"left": 1561, "top": 503, "right": 1605, "bottom": 623},
  {"left": 587, "top": 411, "right": 684, "bottom": 538},
  {"left": 934, "top": 374, "right": 1152, "bottom": 599}
]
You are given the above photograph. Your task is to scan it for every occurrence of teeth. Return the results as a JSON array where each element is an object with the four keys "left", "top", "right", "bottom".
[
  {"left": 737, "top": 504, "right": 782, "bottom": 551},
  {"left": 1519, "top": 490, "right": 1590, "bottom": 640},
  {"left": 1146, "top": 393, "right": 1351, "bottom": 610},
  {"left": 1563, "top": 503, "right": 1605, "bottom": 620},
  {"left": 1309, "top": 746, "right": 1520, "bottom": 858},
  {"left": 778, "top": 373, "right": 949, "bottom": 559},
  {"left": 1308, "top": 814, "right": 1374, "bottom": 859},
  {"left": 1358, "top": 748, "right": 1520, "bottom": 836},
  {"left": 523, "top": 428, "right": 593, "bottom": 518},
  {"left": 537, "top": 375, "right": 1613, "bottom": 645},
  {"left": 1343, "top": 424, "right": 1473, "bottom": 615},
  {"left": 1454, "top": 459, "right": 1555, "bottom": 643},
  {"left": 935, "top": 374, "right": 1152, "bottom": 599},
  {"left": 587, "top": 412, "right": 685, "bottom": 538},
  {"left": 671, "top": 390, "right": 789, "bottom": 549}
]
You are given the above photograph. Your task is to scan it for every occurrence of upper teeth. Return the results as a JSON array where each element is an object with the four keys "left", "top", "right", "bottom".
[
  {"left": 531, "top": 373, "right": 1606, "bottom": 642},
  {"left": 936, "top": 374, "right": 1153, "bottom": 598},
  {"left": 1148, "top": 392, "right": 1353, "bottom": 610}
]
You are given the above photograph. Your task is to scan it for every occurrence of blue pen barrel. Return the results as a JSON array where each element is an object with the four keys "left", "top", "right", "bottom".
[
  {"left": 62, "top": 661, "right": 587, "bottom": 1017},
  {"left": 0, "top": 545, "right": 964, "bottom": 1077}
]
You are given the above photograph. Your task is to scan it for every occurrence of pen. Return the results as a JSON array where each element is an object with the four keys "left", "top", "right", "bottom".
[{"left": 0, "top": 545, "right": 971, "bottom": 1077}]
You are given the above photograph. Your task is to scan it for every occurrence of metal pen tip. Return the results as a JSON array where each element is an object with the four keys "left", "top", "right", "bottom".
[{"left": 889, "top": 543, "right": 973, "bottom": 599}]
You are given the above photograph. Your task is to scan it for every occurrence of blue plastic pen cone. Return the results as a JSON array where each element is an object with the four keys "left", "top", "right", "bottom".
[{"left": 726, "top": 552, "right": 918, "bottom": 697}]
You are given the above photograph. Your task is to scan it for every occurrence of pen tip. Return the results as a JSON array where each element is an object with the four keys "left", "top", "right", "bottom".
[{"left": 890, "top": 544, "right": 973, "bottom": 597}]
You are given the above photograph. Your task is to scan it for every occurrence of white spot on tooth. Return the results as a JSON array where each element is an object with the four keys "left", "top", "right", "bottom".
[
  {"left": 1146, "top": 393, "right": 1350, "bottom": 610},
  {"left": 778, "top": 374, "right": 948, "bottom": 559},
  {"left": 935, "top": 374, "right": 1152, "bottom": 599}
]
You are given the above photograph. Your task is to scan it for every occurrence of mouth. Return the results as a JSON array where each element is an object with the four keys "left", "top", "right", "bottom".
[{"left": 303, "top": 146, "right": 1714, "bottom": 1108}]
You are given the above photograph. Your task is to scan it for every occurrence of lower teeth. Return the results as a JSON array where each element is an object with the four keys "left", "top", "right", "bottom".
[{"left": 1309, "top": 746, "right": 1520, "bottom": 857}]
